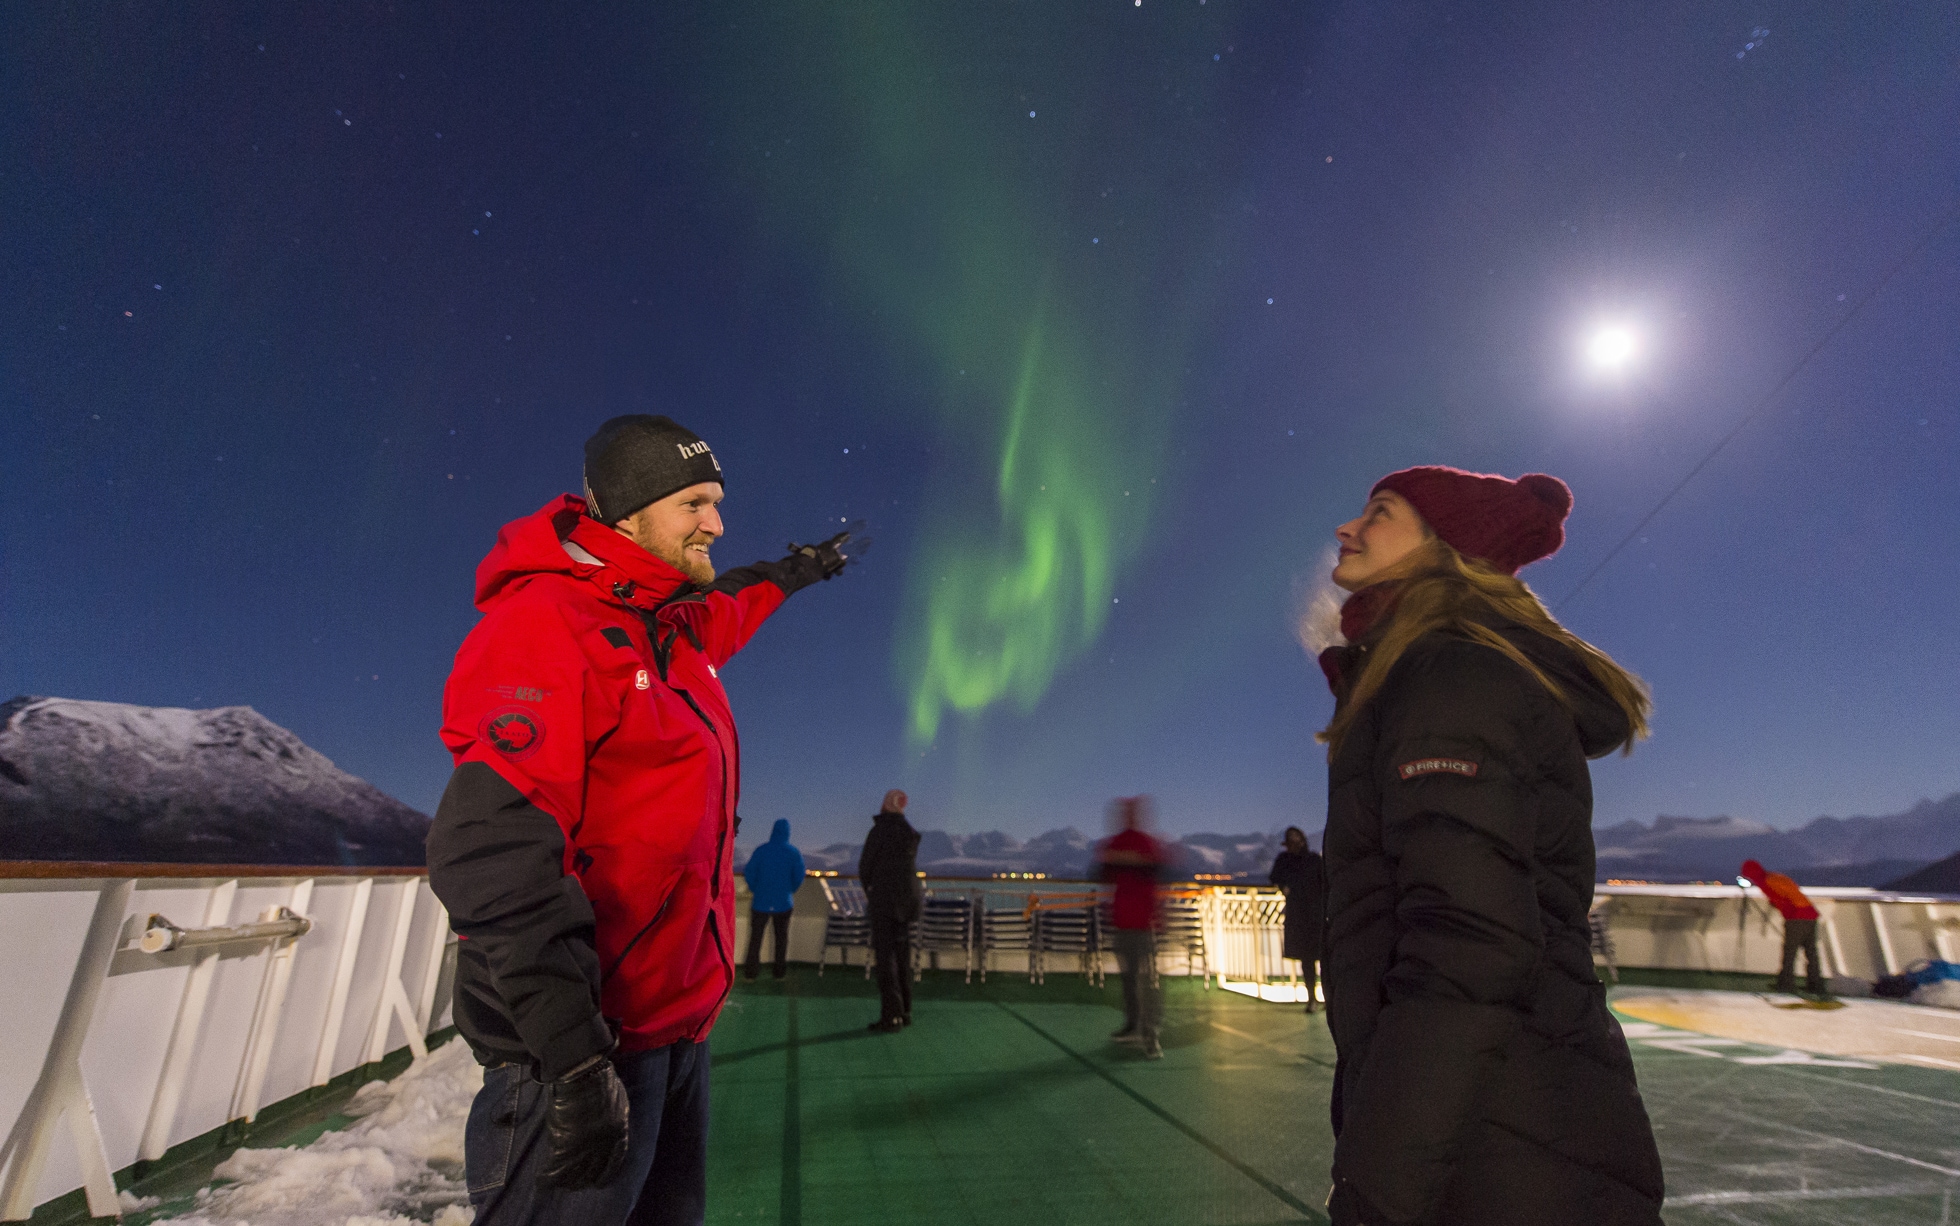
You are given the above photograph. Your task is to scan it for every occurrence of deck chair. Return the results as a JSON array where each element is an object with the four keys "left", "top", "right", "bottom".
[
  {"left": 912, "top": 891, "right": 978, "bottom": 983},
  {"left": 818, "top": 877, "right": 872, "bottom": 979},
  {"left": 978, "top": 899, "right": 1036, "bottom": 983}
]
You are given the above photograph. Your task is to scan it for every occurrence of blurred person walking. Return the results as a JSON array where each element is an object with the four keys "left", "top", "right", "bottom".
[
  {"left": 1739, "top": 859, "right": 1826, "bottom": 996},
  {"left": 1314, "top": 466, "right": 1664, "bottom": 1226},
  {"left": 427, "top": 415, "right": 851, "bottom": 1226},
  {"left": 859, "top": 789, "right": 921, "bottom": 1032},
  {"left": 1100, "top": 796, "right": 1167, "bottom": 1060},
  {"left": 742, "top": 820, "right": 806, "bottom": 980},
  {"left": 1267, "top": 826, "right": 1325, "bottom": 1013}
]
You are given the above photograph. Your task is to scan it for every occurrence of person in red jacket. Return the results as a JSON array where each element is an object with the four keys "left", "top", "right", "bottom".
[
  {"left": 1099, "top": 796, "right": 1168, "bottom": 1060},
  {"left": 1739, "top": 858, "right": 1826, "bottom": 996},
  {"left": 428, "top": 414, "right": 849, "bottom": 1226}
]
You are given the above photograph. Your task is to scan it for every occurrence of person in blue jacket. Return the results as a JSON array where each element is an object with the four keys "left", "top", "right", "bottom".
[{"left": 742, "top": 819, "right": 806, "bottom": 979}]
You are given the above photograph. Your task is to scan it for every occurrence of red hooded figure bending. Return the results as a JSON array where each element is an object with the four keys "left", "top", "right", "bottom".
[{"left": 1739, "top": 858, "right": 1825, "bottom": 996}]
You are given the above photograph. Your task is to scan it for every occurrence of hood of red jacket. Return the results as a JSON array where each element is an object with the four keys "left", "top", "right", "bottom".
[{"left": 475, "top": 494, "right": 694, "bottom": 613}]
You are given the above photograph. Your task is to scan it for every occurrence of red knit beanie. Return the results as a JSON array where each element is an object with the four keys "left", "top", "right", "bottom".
[{"left": 1370, "top": 466, "right": 1573, "bottom": 575}]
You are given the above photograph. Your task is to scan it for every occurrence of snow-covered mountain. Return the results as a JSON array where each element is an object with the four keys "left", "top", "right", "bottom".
[
  {"left": 746, "top": 826, "right": 1294, "bottom": 881},
  {"left": 751, "top": 794, "right": 1960, "bottom": 888},
  {"left": 0, "top": 696, "right": 430, "bottom": 865},
  {"left": 1594, "top": 795, "right": 1960, "bottom": 885}
]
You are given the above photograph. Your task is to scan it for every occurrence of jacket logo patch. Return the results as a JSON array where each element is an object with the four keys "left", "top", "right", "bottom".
[
  {"left": 635, "top": 669, "right": 650, "bottom": 691},
  {"left": 486, "top": 685, "right": 548, "bottom": 703},
  {"left": 1399, "top": 757, "right": 1479, "bottom": 780},
  {"left": 482, "top": 708, "right": 544, "bottom": 760}
]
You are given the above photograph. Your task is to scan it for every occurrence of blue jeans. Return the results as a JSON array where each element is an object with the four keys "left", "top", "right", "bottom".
[{"left": 465, "top": 1040, "right": 710, "bottom": 1226}]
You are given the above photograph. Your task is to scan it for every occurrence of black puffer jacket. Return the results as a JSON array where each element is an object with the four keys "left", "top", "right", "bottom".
[
  {"left": 857, "top": 810, "right": 922, "bottom": 922},
  {"left": 1322, "top": 616, "right": 1663, "bottom": 1226}
]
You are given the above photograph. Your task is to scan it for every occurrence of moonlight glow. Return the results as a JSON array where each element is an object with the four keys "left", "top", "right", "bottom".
[{"left": 1586, "top": 326, "right": 1639, "bottom": 371}]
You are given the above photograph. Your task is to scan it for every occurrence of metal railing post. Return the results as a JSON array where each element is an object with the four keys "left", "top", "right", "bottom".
[
  {"left": 416, "top": 893, "right": 452, "bottom": 1035},
  {"left": 230, "top": 879, "right": 314, "bottom": 1124},
  {"left": 363, "top": 879, "right": 426, "bottom": 1063},
  {"left": 0, "top": 879, "right": 134, "bottom": 1222},
  {"left": 311, "top": 877, "right": 373, "bottom": 1086},
  {"left": 1821, "top": 903, "right": 1850, "bottom": 981},
  {"left": 1871, "top": 901, "right": 1900, "bottom": 977},
  {"left": 138, "top": 879, "right": 238, "bottom": 1160}
]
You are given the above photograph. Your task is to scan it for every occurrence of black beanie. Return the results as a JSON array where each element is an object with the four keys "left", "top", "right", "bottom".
[{"left": 582, "top": 415, "right": 724, "bottom": 523}]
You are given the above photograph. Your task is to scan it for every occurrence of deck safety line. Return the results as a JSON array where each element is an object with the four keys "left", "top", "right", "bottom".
[
  {"left": 1666, "top": 1182, "right": 1946, "bottom": 1206},
  {"left": 1744, "top": 1115, "right": 1960, "bottom": 1179},
  {"left": 1766, "top": 1067, "right": 1960, "bottom": 1113},
  {"left": 781, "top": 993, "right": 801, "bottom": 1226},
  {"left": 994, "top": 1001, "right": 1328, "bottom": 1224},
  {"left": 1208, "top": 1020, "right": 1337, "bottom": 1069}
]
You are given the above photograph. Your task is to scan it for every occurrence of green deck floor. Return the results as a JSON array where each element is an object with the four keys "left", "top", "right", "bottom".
[{"left": 708, "top": 968, "right": 1960, "bottom": 1226}]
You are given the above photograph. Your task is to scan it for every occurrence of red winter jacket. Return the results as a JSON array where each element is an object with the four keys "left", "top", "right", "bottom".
[
  {"left": 1099, "top": 828, "right": 1167, "bottom": 930},
  {"left": 1740, "top": 859, "right": 1819, "bottom": 921},
  {"left": 428, "top": 495, "right": 824, "bottom": 1075}
]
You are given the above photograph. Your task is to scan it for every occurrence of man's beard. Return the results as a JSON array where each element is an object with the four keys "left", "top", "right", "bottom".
[
  {"left": 660, "top": 536, "right": 715, "bottom": 584},
  {"left": 626, "top": 521, "right": 715, "bottom": 583}
]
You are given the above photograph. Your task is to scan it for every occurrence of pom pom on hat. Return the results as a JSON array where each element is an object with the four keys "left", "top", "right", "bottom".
[{"left": 1370, "top": 466, "right": 1573, "bottom": 575}]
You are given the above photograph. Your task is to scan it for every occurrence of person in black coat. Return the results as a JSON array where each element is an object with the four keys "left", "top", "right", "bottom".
[
  {"left": 858, "top": 789, "right": 921, "bottom": 1032},
  {"left": 1267, "top": 826, "right": 1325, "bottom": 1013},
  {"left": 1312, "top": 466, "right": 1664, "bottom": 1226}
]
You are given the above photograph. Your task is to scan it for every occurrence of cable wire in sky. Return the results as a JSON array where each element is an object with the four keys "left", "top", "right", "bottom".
[{"left": 1556, "top": 196, "right": 1960, "bottom": 611}]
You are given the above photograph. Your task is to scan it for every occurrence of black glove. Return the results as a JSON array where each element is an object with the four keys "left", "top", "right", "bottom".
[
  {"left": 787, "top": 529, "right": 852, "bottom": 580},
  {"left": 540, "top": 1054, "right": 630, "bottom": 1189}
]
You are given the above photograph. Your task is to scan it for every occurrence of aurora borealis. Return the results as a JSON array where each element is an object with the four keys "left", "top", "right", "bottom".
[
  {"left": 682, "top": 7, "right": 1244, "bottom": 746},
  {"left": 4, "top": 4, "right": 1958, "bottom": 849},
  {"left": 904, "top": 312, "right": 1127, "bottom": 742}
]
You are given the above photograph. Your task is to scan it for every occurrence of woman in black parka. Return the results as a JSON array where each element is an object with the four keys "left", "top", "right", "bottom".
[
  {"left": 1313, "top": 466, "right": 1663, "bottom": 1226},
  {"left": 1268, "top": 826, "right": 1325, "bottom": 1012}
]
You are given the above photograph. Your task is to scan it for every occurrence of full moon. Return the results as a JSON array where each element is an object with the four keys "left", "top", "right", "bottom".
[{"left": 1586, "top": 326, "right": 1638, "bottom": 370}]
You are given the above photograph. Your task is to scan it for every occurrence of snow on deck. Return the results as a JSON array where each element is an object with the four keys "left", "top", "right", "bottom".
[{"left": 139, "top": 1038, "right": 479, "bottom": 1226}]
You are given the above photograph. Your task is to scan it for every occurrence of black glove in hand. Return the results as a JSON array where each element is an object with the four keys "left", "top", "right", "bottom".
[
  {"left": 540, "top": 1054, "right": 630, "bottom": 1190},
  {"left": 787, "top": 529, "right": 852, "bottom": 580}
]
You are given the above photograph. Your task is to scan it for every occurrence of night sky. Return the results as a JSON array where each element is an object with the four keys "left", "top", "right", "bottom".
[{"left": 5, "top": 3, "right": 1957, "bottom": 854}]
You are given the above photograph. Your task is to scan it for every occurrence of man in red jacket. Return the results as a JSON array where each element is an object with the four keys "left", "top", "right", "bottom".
[
  {"left": 1740, "top": 858, "right": 1826, "bottom": 996},
  {"left": 428, "top": 414, "right": 849, "bottom": 1226},
  {"left": 1099, "top": 796, "right": 1168, "bottom": 1060}
]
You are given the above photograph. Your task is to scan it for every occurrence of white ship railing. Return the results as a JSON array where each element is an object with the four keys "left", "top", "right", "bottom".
[
  {"left": 1592, "top": 883, "right": 1960, "bottom": 983},
  {"left": 9, "top": 866, "right": 1956, "bottom": 1219},
  {"left": 1196, "top": 887, "right": 1310, "bottom": 1000},
  {"left": 0, "top": 863, "right": 455, "bottom": 1222}
]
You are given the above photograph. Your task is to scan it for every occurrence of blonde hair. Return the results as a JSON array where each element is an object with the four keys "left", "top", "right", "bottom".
[{"left": 1317, "top": 539, "right": 1650, "bottom": 759}]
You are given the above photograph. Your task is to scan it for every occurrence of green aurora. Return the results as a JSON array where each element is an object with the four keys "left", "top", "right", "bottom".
[
  {"left": 689, "top": 6, "right": 1250, "bottom": 746},
  {"left": 905, "top": 305, "right": 1132, "bottom": 742}
]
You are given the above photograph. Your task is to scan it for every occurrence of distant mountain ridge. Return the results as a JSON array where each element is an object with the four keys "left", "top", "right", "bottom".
[
  {"left": 1595, "top": 794, "right": 1960, "bottom": 885},
  {"left": 745, "top": 794, "right": 1960, "bottom": 888},
  {"left": 0, "top": 696, "right": 430, "bottom": 865},
  {"left": 745, "top": 826, "right": 1291, "bottom": 881},
  {"left": 1886, "top": 849, "right": 1960, "bottom": 894}
]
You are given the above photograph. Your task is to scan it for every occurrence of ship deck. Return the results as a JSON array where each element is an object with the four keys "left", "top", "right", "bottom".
[{"left": 88, "top": 967, "right": 1960, "bottom": 1226}]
